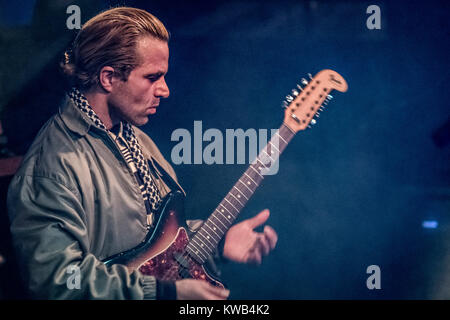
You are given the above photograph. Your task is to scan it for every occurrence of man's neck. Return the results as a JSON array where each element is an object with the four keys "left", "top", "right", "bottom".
[{"left": 82, "top": 88, "right": 118, "bottom": 130}]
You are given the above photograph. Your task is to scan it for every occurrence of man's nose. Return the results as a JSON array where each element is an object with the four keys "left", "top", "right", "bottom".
[{"left": 155, "top": 77, "right": 170, "bottom": 98}]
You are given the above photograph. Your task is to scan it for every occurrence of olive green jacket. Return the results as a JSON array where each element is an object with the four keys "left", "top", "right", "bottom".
[{"left": 7, "top": 96, "right": 216, "bottom": 299}]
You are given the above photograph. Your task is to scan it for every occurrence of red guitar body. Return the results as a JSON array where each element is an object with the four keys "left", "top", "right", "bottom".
[{"left": 103, "top": 191, "right": 224, "bottom": 288}]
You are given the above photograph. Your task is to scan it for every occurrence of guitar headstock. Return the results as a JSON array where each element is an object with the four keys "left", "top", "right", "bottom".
[{"left": 282, "top": 69, "right": 348, "bottom": 133}]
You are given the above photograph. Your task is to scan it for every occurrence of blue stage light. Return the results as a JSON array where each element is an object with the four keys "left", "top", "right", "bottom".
[{"left": 422, "top": 220, "right": 438, "bottom": 229}]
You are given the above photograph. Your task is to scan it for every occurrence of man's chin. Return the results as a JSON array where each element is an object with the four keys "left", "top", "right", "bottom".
[
  {"left": 124, "top": 109, "right": 156, "bottom": 127},
  {"left": 129, "top": 116, "right": 150, "bottom": 127}
]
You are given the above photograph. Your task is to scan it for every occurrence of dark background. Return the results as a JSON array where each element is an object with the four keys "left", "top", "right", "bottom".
[{"left": 0, "top": 0, "right": 449, "bottom": 299}]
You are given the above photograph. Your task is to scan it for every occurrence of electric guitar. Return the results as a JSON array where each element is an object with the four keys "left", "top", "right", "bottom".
[{"left": 103, "top": 69, "right": 348, "bottom": 288}]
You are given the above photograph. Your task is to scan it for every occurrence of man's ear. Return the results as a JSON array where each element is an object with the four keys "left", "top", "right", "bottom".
[{"left": 98, "top": 66, "right": 116, "bottom": 92}]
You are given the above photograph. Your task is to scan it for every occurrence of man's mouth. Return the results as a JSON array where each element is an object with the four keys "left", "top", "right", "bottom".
[{"left": 146, "top": 105, "right": 158, "bottom": 114}]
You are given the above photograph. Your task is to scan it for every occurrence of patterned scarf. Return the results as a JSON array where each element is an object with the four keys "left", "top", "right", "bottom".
[{"left": 68, "top": 87, "right": 162, "bottom": 213}]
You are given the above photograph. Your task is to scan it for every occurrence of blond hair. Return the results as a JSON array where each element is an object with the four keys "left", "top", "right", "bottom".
[{"left": 61, "top": 7, "right": 169, "bottom": 89}]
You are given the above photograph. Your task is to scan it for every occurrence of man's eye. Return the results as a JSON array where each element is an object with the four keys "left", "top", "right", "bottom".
[{"left": 147, "top": 74, "right": 163, "bottom": 82}]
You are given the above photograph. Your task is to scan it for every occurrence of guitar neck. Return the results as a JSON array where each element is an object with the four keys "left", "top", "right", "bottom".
[{"left": 186, "top": 122, "right": 296, "bottom": 264}]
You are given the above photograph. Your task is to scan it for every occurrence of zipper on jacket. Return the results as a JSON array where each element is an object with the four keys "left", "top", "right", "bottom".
[{"left": 104, "top": 133, "right": 150, "bottom": 229}]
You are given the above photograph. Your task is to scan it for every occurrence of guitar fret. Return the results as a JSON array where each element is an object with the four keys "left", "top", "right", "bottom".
[
  {"left": 243, "top": 172, "right": 258, "bottom": 186},
  {"left": 282, "top": 123, "right": 296, "bottom": 135},
  {"left": 197, "top": 230, "right": 216, "bottom": 247},
  {"left": 224, "top": 198, "right": 239, "bottom": 214},
  {"left": 275, "top": 131, "right": 287, "bottom": 144},
  {"left": 261, "top": 149, "right": 275, "bottom": 163},
  {"left": 189, "top": 239, "right": 209, "bottom": 260},
  {"left": 219, "top": 202, "right": 233, "bottom": 216},
  {"left": 218, "top": 203, "right": 234, "bottom": 223},
  {"left": 190, "top": 237, "right": 208, "bottom": 251},
  {"left": 254, "top": 158, "right": 269, "bottom": 173},
  {"left": 268, "top": 140, "right": 281, "bottom": 160},
  {"left": 229, "top": 192, "right": 244, "bottom": 207},
  {"left": 249, "top": 165, "right": 264, "bottom": 179},
  {"left": 233, "top": 185, "right": 249, "bottom": 201},
  {"left": 268, "top": 140, "right": 280, "bottom": 152},
  {"left": 207, "top": 218, "right": 225, "bottom": 234},
  {"left": 203, "top": 222, "right": 221, "bottom": 239},
  {"left": 255, "top": 158, "right": 266, "bottom": 167},
  {"left": 200, "top": 224, "right": 220, "bottom": 241},
  {"left": 238, "top": 178, "right": 253, "bottom": 193},
  {"left": 212, "top": 211, "right": 229, "bottom": 229}
]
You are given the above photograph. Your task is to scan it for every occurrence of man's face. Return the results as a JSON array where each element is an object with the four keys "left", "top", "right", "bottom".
[{"left": 108, "top": 36, "right": 170, "bottom": 126}]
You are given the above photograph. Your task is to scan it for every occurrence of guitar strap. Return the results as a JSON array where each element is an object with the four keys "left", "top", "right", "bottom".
[{"left": 149, "top": 159, "right": 184, "bottom": 196}]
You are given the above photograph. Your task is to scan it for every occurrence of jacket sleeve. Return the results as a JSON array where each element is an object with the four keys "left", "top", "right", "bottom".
[{"left": 7, "top": 174, "right": 157, "bottom": 299}]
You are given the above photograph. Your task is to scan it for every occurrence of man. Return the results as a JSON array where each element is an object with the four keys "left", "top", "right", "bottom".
[{"left": 7, "top": 7, "right": 277, "bottom": 299}]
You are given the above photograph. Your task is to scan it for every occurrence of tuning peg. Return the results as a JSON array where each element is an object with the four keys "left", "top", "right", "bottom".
[
  {"left": 291, "top": 89, "right": 299, "bottom": 96},
  {"left": 308, "top": 73, "right": 313, "bottom": 80},
  {"left": 319, "top": 107, "right": 325, "bottom": 112},
  {"left": 311, "top": 119, "right": 317, "bottom": 125},
  {"left": 286, "top": 95, "right": 294, "bottom": 102},
  {"left": 281, "top": 101, "right": 289, "bottom": 109},
  {"left": 301, "top": 78, "right": 308, "bottom": 86},
  {"left": 323, "top": 101, "right": 328, "bottom": 106},
  {"left": 327, "top": 94, "right": 333, "bottom": 100},
  {"left": 296, "top": 84, "right": 304, "bottom": 92},
  {"left": 315, "top": 113, "right": 320, "bottom": 118}
]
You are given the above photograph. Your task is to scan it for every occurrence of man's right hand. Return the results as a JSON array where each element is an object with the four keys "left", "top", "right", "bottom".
[{"left": 175, "top": 279, "right": 230, "bottom": 300}]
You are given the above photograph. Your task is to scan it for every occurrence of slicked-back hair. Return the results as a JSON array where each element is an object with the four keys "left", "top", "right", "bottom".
[{"left": 62, "top": 7, "right": 169, "bottom": 89}]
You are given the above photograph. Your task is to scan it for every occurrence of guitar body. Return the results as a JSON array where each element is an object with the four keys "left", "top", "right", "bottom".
[{"left": 103, "top": 191, "right": 224, "bottom": 288}]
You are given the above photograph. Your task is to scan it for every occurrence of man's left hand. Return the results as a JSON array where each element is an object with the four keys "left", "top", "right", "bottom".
[{"left": 222, "top": 209, "right": 277, "bottom": 265}]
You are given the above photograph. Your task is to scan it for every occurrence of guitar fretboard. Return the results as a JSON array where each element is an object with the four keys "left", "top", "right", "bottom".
[{"left": 186, "top": 123, "right": 295, "bottom": 264}]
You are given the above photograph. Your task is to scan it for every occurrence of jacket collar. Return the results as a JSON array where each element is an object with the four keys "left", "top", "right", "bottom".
[
  {"left": 59, "top": 94, "right": 95, "bottom": 136},
  {"left": 58, "top": 93, "right": 185, "bottom": 195}
]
